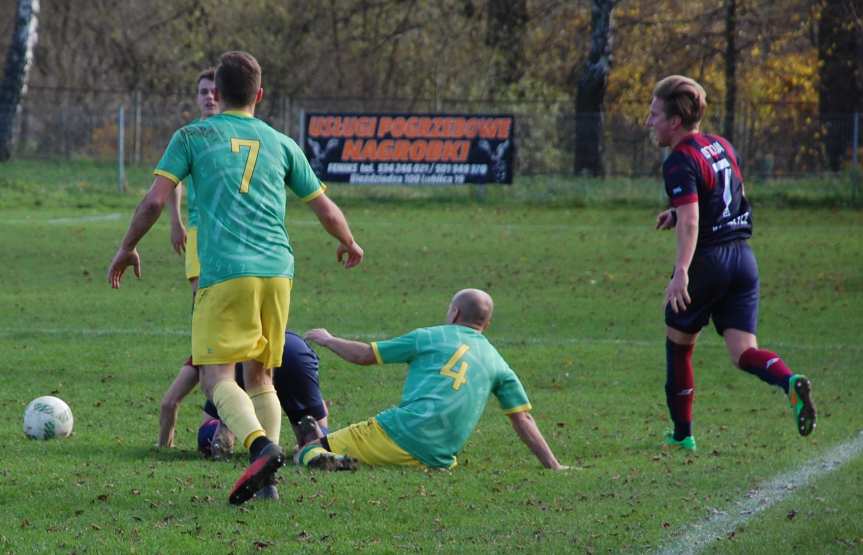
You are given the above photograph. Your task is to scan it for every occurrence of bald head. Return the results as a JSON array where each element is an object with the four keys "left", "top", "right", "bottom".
[{"left": 447, "top": 289, "right": 494, "bottom": 331}]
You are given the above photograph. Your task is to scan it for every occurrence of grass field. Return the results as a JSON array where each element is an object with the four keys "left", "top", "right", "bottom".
[{"left": 0, "top": 161, "right": 861, "bottom": 553}]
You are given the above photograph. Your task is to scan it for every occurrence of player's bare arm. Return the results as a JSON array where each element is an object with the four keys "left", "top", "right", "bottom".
[
  {"left": 307, "top": 194, "right": 364, "bottom": 268},
  {"left": 304, "top": 329, "right": 376, "bottom": 365},
  {"left": 167, "top": 184, "right": 187, "bottom": 255},
  {"left": 666, "top": 202, "right": 698, "bottom": 313},
  {"left": 507, "top": 411, "right": 566, "bottom": 470},
  {"left": 158, "top": 363, "right": 199, "bottom": 448},
  {"left": 107, "top": 175, "right": 177, "bottom": 288},
  {"left": 656, "top": 208, "right": 677, "bottom": 230}
]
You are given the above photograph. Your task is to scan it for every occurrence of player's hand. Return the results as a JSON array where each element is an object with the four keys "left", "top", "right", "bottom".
[
  {"left": 665, "top": 269, "right": 691, "bottom": 313},
  {"left": 304, "top": 328, "right": 333, "bottom": 346},
  {"left": 170, "top": 222, "right": 187, "bottom": 255},
  {"left": 107, "top": 247, "right": 141, "bottom": 289},
  {"left": 656, "top": 208, "right": 677, "bottom": 230},
  {"left": 337, "top": 241, "right": 364, "bottom": 268}
]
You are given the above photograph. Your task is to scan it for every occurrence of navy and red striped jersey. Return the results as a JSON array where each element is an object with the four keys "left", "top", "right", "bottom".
[{"left": 663, "top": 133, "right": 752, "bottom": 248}]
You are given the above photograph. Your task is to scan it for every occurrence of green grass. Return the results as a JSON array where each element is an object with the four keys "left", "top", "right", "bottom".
[{"left": 0, "top": 161, "right": 861, "bottom": 553}]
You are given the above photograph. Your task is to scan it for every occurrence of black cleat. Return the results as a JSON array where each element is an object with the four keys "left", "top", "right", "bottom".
[
  {"left": 307, "top": 451, "right": 359, "bottom": 472},
  {"left": 296, "top": 415, "right": 325, "bottom": 448},
  {"left": 228, "top": 443, "right": 284, "bottom": 505},
  {"left": 789, "top": 375, "right": 816, "bottom": 437}
]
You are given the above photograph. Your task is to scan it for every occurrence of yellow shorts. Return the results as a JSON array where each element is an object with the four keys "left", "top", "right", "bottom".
[
  {"left": 327, "top": 418, "right": 422, "bottom": 467},
  {"left": 191, "top": 276, "right": 292, "bottom": 368},
  {"left": 184, "top": 227, "right": 200, "bottom": 280}
]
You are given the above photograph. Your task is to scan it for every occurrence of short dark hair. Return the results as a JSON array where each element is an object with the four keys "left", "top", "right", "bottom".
[
  {"left": 653, "top": 75, "right": 707, "bottom": 130},
  {"left": 215, "top": 51, "right": 261, "bottom": 107},
  {"left": 196, "top": 67, "right": 216, "bottom": 88}
]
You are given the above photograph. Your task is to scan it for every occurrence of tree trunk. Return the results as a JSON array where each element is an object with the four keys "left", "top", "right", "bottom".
[
  {"left": 573, "top": 0, "right": 615, "bottom": 177},
  {"left": 486, "top": 0, "right": 528, "bottom": 97},
  {"left": 0, "top": 0, "right": 40, "bottom": 162},
  {"left": 818, "top": 0, "right": 863, "bottom": 171},
  {"left": 722, "top": 0, "right": 737, "bottom": 142}
]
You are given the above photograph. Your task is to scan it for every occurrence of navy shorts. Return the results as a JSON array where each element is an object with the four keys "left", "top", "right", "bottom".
[
  {"left": 203, "top": 332, "right": 326, "bottom": 425},
  {"left": 202, "top": 369, "right": 326, "bottom": 424},
  {"left": 665, "top": 240, "right": 759, "bottom": 336}
]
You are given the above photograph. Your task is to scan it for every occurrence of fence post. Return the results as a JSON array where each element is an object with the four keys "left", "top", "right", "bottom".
[
  {"left": 282, "top": 95, "right": 289, "bottom": 136},
  {"left": 298, "top": 109, "right": 305, "bottom": 151},
  {"left": 853, "top": 111, "right": 859, "bottom": 166},
  {"left": 117, "top": 104, "right": 126, "bottom": 193},
  {"left": 133, "top": 90, "right": 142, "bottom": 165}
]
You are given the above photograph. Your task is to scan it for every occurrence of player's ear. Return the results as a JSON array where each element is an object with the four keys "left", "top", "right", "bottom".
[
  {"left": 214, "top": 88, "right": 221, "bottom": 102},
  {"left": 255, "top": 88, "right": 264, "bottom": 105}
]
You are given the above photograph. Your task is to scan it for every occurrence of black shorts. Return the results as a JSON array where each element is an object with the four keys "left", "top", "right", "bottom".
[{"left": 665, "top": 240, "right": 759, "bottom": 336}]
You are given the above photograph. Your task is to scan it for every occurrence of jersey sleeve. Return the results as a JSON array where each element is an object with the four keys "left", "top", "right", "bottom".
[
  {"left": 493, "top": 364, "right": 532, "bottom": 414},
  {"left": 662, "top": 151, "right": 698, "bottom": 207},
  {"left": 370, "top": 330, "right": 420, "bottom": 365},
  {"left": 153, "top": 128, "right": 191, "bottom": 185},
  {"left": 284, "top": 138, "right": 326, "bottom": 203}
]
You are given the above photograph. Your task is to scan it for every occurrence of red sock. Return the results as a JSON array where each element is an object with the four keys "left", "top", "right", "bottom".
[
  {"left": 666, "top": 339, "right": 694, "bottom": 440},
  {"left": 738, "top": 348, "right": 792, "bottom": 394}
]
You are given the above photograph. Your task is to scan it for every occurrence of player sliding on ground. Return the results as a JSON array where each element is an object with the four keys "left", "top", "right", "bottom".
[
  {"left": 646, "top": 75, "right": 816, "bottom": 451},
  {"left": 107, "top": 51, "right": 363, "bottom": 504},
  {"left": 297, "top": 289, "right": 566, "bottom": 471}
]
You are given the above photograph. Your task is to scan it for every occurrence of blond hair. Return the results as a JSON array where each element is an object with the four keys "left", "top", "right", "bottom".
[{"left": 653, "top": 75, "right": 707, "bottom": 129}]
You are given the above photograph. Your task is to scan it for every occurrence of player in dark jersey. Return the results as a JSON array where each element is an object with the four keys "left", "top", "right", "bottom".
[
  {"left": 159, "top": 331, "right": 330, "bottom": 460},
  {"left": 646, "top": 75, "right": 816, "bottom": 451}
]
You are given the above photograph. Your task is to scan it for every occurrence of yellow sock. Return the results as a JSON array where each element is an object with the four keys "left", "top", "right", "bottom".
[
  {"left": 248, "top": 385, "right": 281, "bottom": 445},
  {"left": 299, "top": 445, "right": 328, "bottom": 466},
  {"left": 212, "top": 380, "right": 265, "bottom": 450}
]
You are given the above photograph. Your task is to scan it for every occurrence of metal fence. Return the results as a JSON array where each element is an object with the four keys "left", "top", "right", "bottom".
[{"left": 6, "top": 87, "right": 862, "bottom": 179}]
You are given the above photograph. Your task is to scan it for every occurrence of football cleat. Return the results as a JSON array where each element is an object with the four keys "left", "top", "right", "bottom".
[
  {"left": 228, "top": 443, "right": 285, "bottom": 505},
  {"left": 296, "top": 415, "right": 325, "bottom": 448},
  {"left": 307, "top": 451, "right": 359, "bottom": 472},
  {"left": 210, "top": 421, "right": 235, "bottom": 460},
  {"left": 663, "top": 431, "right": 697, "bottom": 452},
  {"left": 789, "top": 375, "right": 816, "bottom": 436},
  {"left": 254, "top": 484, "right": 279, "bottom": 501}
]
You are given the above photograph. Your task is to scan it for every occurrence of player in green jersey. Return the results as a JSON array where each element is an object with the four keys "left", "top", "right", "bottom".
[
  {"left": 157, "top": 68, "right": 218, "bottom": 452},
  {"left": 108, "top": 51, "right": 364, "bottom": 504},
  {"left": 165, "top": 67, "right": 218, "bottom": 297},
  {"left": 298, "top": 289, "right": 565, "bottom": 471}
]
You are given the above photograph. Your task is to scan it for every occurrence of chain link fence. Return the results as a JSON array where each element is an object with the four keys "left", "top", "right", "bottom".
[{"left": 6, "top": 87, "right": 862, "bottom": 179}]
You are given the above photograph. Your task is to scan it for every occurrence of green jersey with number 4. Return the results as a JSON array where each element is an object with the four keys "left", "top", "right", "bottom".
[
  {"left": 371, "top": 324, "right": 532, "bottom": 468},
  {"left": 155, "top": 110, "right": 324, "bottom": 288}
]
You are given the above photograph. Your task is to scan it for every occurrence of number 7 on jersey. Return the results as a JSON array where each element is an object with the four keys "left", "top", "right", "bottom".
[{"left": 231, "top": 138, "right": 260, "bottom": 193}]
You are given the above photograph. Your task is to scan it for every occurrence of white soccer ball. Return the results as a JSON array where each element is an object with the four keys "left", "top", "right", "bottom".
[{"left": 23, "top": 396, "right": 74, "bottom": 440}]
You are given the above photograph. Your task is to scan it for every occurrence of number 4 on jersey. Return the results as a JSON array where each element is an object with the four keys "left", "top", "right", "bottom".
[
  {"left": 231, "top": 138, "right": 260, "bottom": 193},
  {"left": 440, "top": 344, "right": 470, "bottom": 390}
]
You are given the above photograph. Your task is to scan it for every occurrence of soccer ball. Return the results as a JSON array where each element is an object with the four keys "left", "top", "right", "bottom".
[{"left": 23, "top": 396, "right": 74, "bottom": 440}]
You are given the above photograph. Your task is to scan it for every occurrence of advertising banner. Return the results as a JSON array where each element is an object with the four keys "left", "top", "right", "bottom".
[{"left": 303, "top": 113, "right": 514, "bottom": 184}]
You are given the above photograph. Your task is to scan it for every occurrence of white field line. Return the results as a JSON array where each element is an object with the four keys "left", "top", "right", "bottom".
[
  {"left": 2, "top": 213, "right": 123, "bottom": 225},
  {"left": 656, "top": 430, "right": 863, "bottom": 555},
  {"left": 0, "top": 327, "right": 859, "bottom": 353},
  {"left": 2, "top": 213, "right": 858, "bottom": 233}
]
